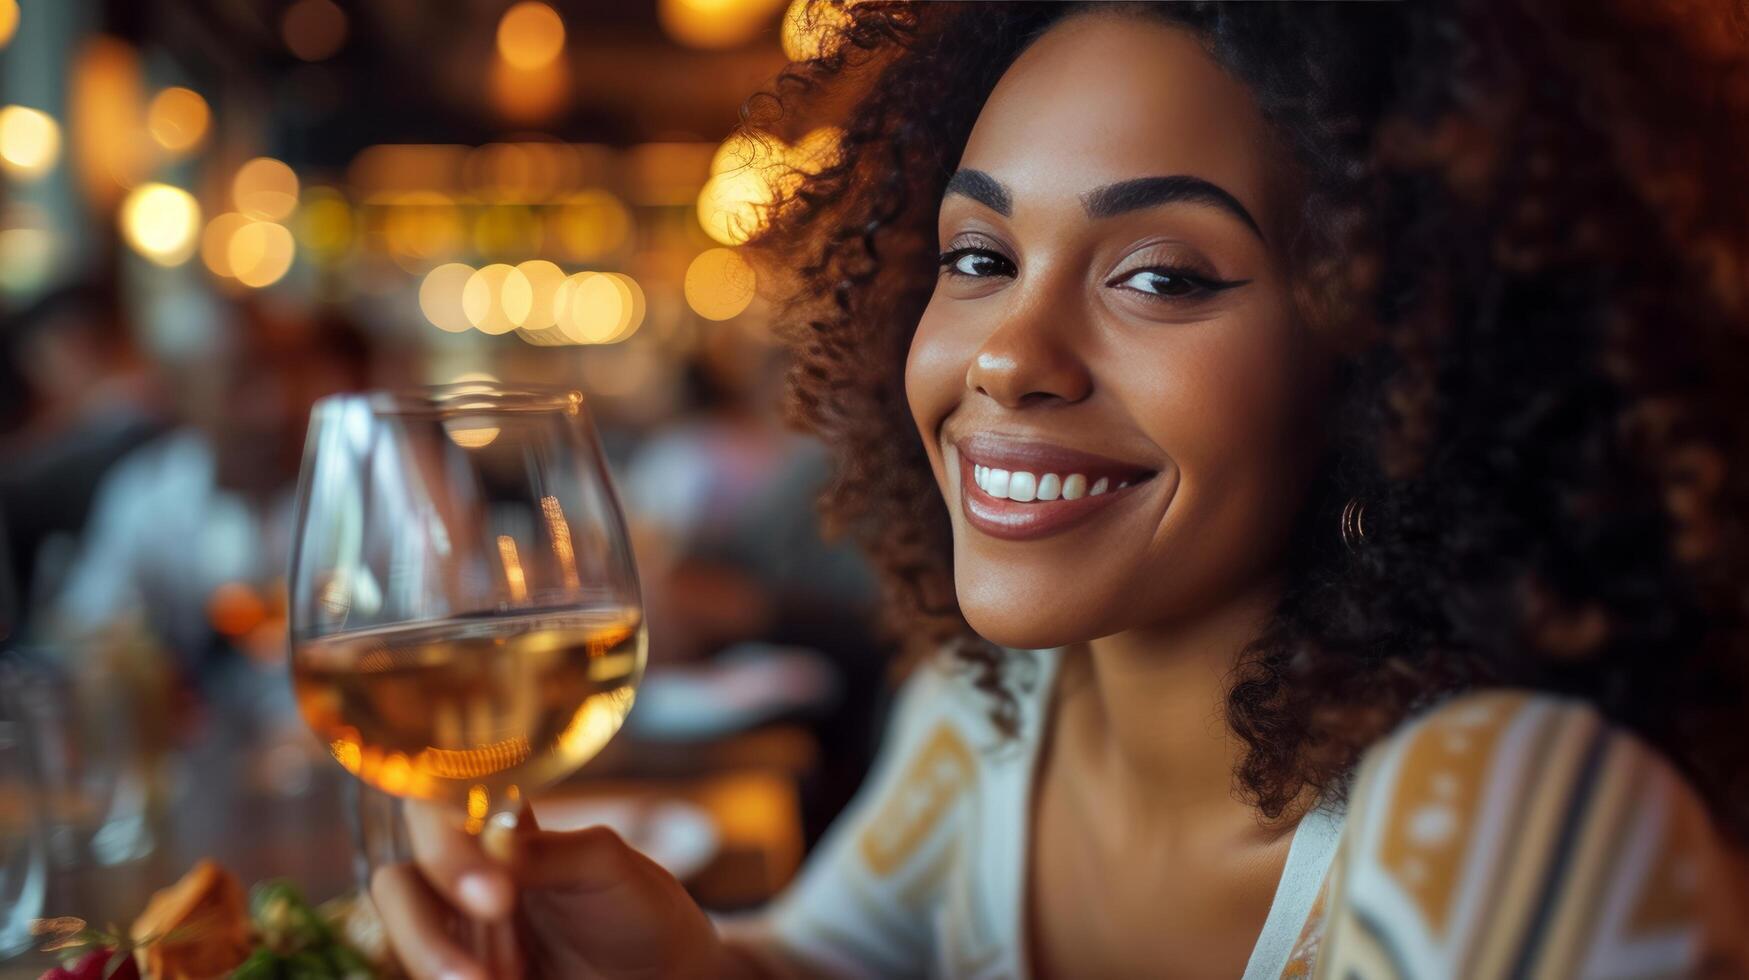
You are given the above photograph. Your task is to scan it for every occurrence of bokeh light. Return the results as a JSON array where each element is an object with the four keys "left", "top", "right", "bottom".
[
  {"left": 781, "top": 0, "right": 854, "bottom": 62},
  {"left": 234, "top": 157, "right": 300, "bottom": 221},
  {"left": 515, "top": 259, "right": 567, "bottom": 331},
  {"left": 684, "top": 247, "right": 756, "bottom": 320},
  {"left": 607, "top": 273, "right": 647, "bottom": 342},
  {"left": 696, "top": 128, "right": 837, "bottom": 246},
  {"left": 558, "top": 272, "right": 625, "bottom": 344},
  {"left": 69, "top": 36, "right": 146, "bottom": 203},
  {"left": 383, "top": 192, "right": 465, "bottom": 267},
  {"left": 659, "top": 0, "right": 785, "bottom": 50},
  {"left": 489, "top": 58, "right": 570, "bottom": 123},
  {"left": 0, "top": 204, "right": 56, "bottom": 294},
  {"left": 282, "top": 0, "right": 348, "bottom": 62},
  {"left": 788, "top": 126, "right": 843, "bottom": 175},
  {"left": 420, "top": 262, "right": 476, "bottom": 333},
  {"left": 228, "top": 220, "right": 296, "bottom": 288},
  {"left": 146, "top": 87, "right": 209, "bottom": 154},
  {"left": 551, "top": 189, "right": 632, "bottom": 261},
  {"left": 0, "top": 0, "right": 17, "bottom": 49},
  {"left": 296, "top": 186, "right": 355, "bottom": 261},
  {"left": 120, "top": 183, "right": 201, "bottom": 266},
  {"left": 201, "top": 212, "right": 254, "bottom": 278},
  {"left": 464, "top": 263, "right": 532, "bottom": 335},
  {"left": 473, "top": 205, "right": 543, "bottom": 258},
  {"left": 497, "top": 3, "right": 565, "bottom": 70},
  {"left": 0, "top": 106, "right": 61, "bottom": 180}
]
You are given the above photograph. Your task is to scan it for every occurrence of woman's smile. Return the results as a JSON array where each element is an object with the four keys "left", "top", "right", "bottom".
[{"left": 948, "top": 431, "right": 1171, "bottom": 542}]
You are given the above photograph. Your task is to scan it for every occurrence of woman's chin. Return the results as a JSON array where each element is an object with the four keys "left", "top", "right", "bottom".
[{"left": 960, "top": 598, "right": 1101, "bottom": 653}]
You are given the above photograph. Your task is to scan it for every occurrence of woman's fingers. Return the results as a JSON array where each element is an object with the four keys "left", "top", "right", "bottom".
[
  {"left": 370, "top": 863, "right": 486, "bottom": 980},
  {"left": 510, "top": 824, "right": 651, "bottom": 892},
  {"left": 402, "top": 798, "right": 516, "bottom": 921}
]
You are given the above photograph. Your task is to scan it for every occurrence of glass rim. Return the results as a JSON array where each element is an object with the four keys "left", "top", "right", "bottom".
[{"left": 315, "top": 382, "right": 588, "bottom": 419}]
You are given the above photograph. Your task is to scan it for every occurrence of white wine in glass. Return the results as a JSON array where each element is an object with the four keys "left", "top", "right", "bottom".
[{"left": 288, "top": 384, "right": 644, "bottom": 836}]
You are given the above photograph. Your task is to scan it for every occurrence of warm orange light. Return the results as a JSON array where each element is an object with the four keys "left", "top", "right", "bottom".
[
  {"left": 146, "top": 87, "right": 209, "bottom": 154},
  {"left": 781, "top": 0, "right": 853, "bottom": 62},
  {"left": 419, "top": 262, "right": 476, "bottom": 333},
  {"left": 685, "top": 247, "right": 757, "bottom": 321},
  {"left": 515, "top": 259, "right": 567, "bottom": 331},
  {"left": 552, "top": 189, "right": 632, "bottom": 261},
  {"left": 696, "top": 168, "right": 772, "bottom": 246},
  {"left": 473, "top": 205, "right": 543, "bottom": 259},
  {"left": 605, "top": 273, "right": 647, "bottom": 343},
  {"left": 0, "top": 106, "right": 60, "bottom": 180},
  {"left": 208, "top": 582, "right": 268, "bottom": 637},
  {"left": 659, "top": 0, "right": 785, "bottom": 50},
  {"left": 120, "top": 183, "right": 201, "bottom": 266},
  {"left": 445, "top": 416, "right": 502, "bottom": 449},
  {"left": 497, "top": 535, "right": 529, "bottom": 601},
  {"left": 383, "top": 191, "right": 464, "bottom": 265},
  {"left": 69, "top": 36, "right": 147, "bottom": 205},
  {"left": 296, "top": 186, "right": 354, "bottom": 260},
  {"left": 201, "top": 212, "right": 253, "bottom": 278},
  {"left": 464, "top": 263, "right": 533, "bottom": 335},
  {"left": 497, "top": 2, "right": 565, "bottom": 70},
  {"left": 0, "top": 0, "right": 18, "bottom": 49},
  {"left": 234, "top": 157, "right": 300, "bottom": 220},
  {"left": 282, "top": 0, "right": 348, "bottom": 62},
  {"left": 228, "top": 220, "right": 296, "bottom": 288},
  {"left": 557, "top": 272, "right": 624, "bottom": 344},
  {"left": 488, "top": 58, "right": 570, "bottom": 123}
]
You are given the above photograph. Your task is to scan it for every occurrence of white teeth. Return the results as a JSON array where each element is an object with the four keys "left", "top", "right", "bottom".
[
  {"left": 986, "top": 468, "right": 1011, "bottom": 498},
  {"left": 971, "top": 464, "right": 1129, "bottom": 503}
]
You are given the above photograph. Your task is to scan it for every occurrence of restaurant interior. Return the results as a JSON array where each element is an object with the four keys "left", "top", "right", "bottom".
[{"left": 0, "top": 0, "right": 890, "bottom": 972}]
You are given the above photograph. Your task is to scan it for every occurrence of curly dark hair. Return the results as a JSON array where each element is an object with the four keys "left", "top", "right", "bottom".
[{"left": 737, "top": 0, "right": 1749, "bottom": 839}]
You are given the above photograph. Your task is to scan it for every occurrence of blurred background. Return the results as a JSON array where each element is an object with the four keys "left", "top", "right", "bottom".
[{"left": 0, "top": 0, "right": 891, "bottom": 960}]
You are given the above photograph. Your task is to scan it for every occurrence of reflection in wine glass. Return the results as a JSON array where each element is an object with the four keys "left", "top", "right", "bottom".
[{"left": 288, "top": 384, "right": 645, "bottom": 840}]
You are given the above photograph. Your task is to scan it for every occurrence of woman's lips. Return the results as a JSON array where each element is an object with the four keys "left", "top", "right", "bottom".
[{"left": 955, "top": 440, "right": 1157, "bottom": 542}]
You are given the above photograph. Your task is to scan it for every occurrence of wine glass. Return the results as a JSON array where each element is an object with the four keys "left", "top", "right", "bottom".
[{"left": 287, "top": 382, "right": 645, "bottom": 859}]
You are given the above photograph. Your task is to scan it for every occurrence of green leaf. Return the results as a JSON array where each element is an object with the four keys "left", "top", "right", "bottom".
[
  {"left": 231, "top": 949, "right": 285, "bottom": 980},
  {"left": 284, "top": 949, "right": 333, "bottom": 980}
]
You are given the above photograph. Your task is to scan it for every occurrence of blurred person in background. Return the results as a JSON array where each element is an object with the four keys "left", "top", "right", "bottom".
[
  {"left": 372, "top": 2, "right": 1749, "bottom": 977},
  {"left": 626, "top": 330, "right": 887, "bottom": 840},
  {"left": 41, "top": 299, "right": 372, "bottom": 689},
  {"left": 0, "top": 280, "right": 166, "bottom": 632}
]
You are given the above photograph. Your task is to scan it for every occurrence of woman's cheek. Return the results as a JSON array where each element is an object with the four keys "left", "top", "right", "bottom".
[{"left": 903, "top": 301, "right": 967, "bottom": 478}]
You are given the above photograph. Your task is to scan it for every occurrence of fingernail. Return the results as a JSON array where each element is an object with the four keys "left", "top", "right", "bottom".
[{"left": 457, "top": 872, "right": 509, "bottom": 919}]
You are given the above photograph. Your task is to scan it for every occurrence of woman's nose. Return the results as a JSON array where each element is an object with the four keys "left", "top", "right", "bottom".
[{"left": 964, "top": 307, "right": 1093, "bottom": 408}]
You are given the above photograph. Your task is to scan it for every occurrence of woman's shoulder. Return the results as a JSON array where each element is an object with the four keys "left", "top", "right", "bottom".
[{"left": 1315, "top": 688, "right": 1749, "bottom": 977}]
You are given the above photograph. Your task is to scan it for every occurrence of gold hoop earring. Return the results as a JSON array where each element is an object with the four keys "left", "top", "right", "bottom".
[{"left": 1340, "top": 496, "right": 1368, "bottom": 551}]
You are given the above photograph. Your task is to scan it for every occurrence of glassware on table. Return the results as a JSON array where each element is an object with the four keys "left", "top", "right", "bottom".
[{"left": 287, "top": 383, "right": 646, "bottom": 863}]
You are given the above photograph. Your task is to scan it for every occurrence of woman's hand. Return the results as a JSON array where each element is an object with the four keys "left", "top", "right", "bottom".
[{"left": 370, "top": 800, "right": 737, "bottom": 980}]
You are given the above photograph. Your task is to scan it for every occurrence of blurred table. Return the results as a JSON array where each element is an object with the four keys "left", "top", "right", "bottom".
[{"left": 2, "top": 715, "right": 814, "bottom": 977}]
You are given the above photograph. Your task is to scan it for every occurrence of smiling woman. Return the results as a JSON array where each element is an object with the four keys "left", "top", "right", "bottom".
[{"left": 366, "top": 2, "right": 1749, "bottom": 977}]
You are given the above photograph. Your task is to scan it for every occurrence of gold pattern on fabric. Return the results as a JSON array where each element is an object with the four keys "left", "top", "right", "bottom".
[{"left": 859, "top": 723, "right": 976, "bottom": 877}]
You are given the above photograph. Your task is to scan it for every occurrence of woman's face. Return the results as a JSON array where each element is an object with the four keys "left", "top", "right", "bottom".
[{"left": 905, "top": 13, "right": 1333, "bottom": 651}]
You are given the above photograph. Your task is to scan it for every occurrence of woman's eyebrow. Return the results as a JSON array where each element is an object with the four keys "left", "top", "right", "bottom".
[
  {"left": 1081, "top": 175, "right": 1265, "bottom": 243},
  {"left": 943, "top": 169, "right": 1013, "bottom": 217},
  {"left": 943, "top": 168, "right": 1265, "bottom": 245}
]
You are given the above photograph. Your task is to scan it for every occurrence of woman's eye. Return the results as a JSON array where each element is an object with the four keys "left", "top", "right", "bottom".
[
  {"left": 1110, "top": 267, "right": 1218, "bottom": 299},
  {"left": 937, "top": 247, "right": 1015, "bottom": 279}
]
